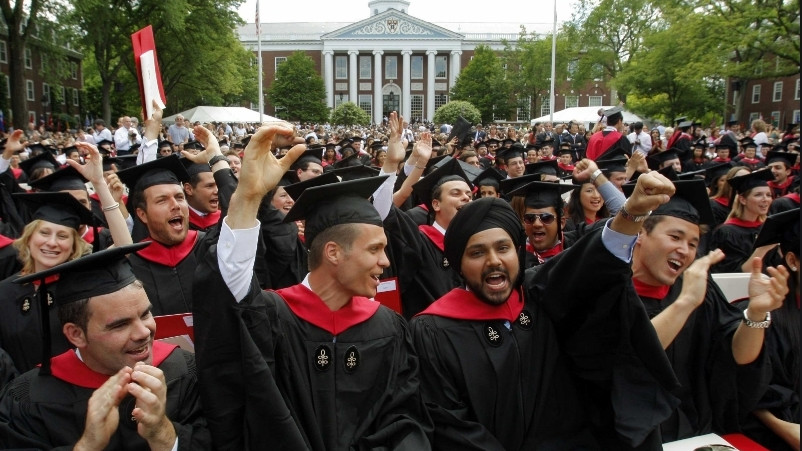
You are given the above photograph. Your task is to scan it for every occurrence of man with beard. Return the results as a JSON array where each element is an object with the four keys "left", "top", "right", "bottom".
[{"left": 411, "top": 173, "right": 684, "bottom": 450}]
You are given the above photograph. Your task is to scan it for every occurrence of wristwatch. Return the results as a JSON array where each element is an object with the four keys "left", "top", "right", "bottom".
[
  {"left": 619, "top": 202, "right": 651, "bottom": 223},
  {"left": 590, "top": 168, "right": 603, "bottom": 184},
  {"left": 209, "top": 155, "right": 229, "bottom": 167},
  {"left": 742, "top": 309, "right": 771, "bottom": 328}
]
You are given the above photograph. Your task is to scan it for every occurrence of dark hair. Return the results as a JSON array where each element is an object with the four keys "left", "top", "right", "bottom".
[
  {"left": 307, "top": 223, "right": 361, "bottom": 270},
  {"left": 566, "top": 183, "right": 609, "bottom": 225}
]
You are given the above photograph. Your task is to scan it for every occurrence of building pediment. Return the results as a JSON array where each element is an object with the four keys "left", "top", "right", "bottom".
[{"left": 321, "top": 9, "right": 463, "bottom": 40}]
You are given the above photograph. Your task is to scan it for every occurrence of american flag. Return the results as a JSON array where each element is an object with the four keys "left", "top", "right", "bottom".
[{"left": 255, "top": 1, "right": 260, "bottom": 35}]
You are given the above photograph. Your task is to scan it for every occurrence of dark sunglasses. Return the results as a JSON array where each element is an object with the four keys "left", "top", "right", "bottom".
[{"left": 523, "top": 213, "right": 556, "bottom": 225}]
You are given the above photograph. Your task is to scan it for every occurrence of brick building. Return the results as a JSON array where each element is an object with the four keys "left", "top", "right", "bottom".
[{"left": 727, "top": 72, "right": 800, "bottom": 128}]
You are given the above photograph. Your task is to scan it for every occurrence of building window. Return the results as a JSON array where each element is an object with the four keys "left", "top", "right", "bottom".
[
  {"left": 335, "top": 94, "right": 349, "bottom": 107},
  {"left": 41, "top": 54, "right": 48, "bottom": 71},
  {"left": 24, "top": 48, "right": 32, "bottom": 69},
  {"left": 770, "top": 111, "right": 781, "bottom": 127},
  {"left": 4, "top": 75, "right": 9, "bottom": 98},
  {"left": 435, "top": 55, "right": 447, "bottom": 79},
  {"left": 0, "top": 42, "right": 6, "bottom": 63},
  {"left": 564, "top": 96, "right": 579, "bottom": 109},
  {"left": 434, "top": 94, "right": 448, "bottom": 111},
  {"left": 73, "top": 88, "right": 79, "bottom": 106},
  {"left": 540, "top": 97, "right": 551, "bottom": 117},
  {"left": 773, "top": 82, "right": 782, "bottom": 102},
  {"left": 411, "top": 94, "right": 424, "bottom": 121},
  {"left": 411, "top": 56, "right": 423, "bottom": 79},
  {"left": 752, "top": 84, "right": 761, "bottom": 103},
  {"left": 748, "top": 112, "right": 760, "bottom": 123},
  {"left": 42, "top": 83, "right": 50, "bottom": 104},
  {"left": 566, "top": 60, "right": 578, "bottom": 80},
  {"left": 793, "top": 110, "right": 800, "bottom": 123},
  {"left": 335, "top": 56, "right": 347, "bottom": 79},
  {"left": 385, "top": 56, "right": 397, "bottom": 80},
  {"left": 359, "top": 56, "right": 371, "bottom": 79},
  {"left": 516, "top": 97, "right": 531, "bottom": 122},
  {"left": 358, "top": 94, "right": 372, "bottom": 118},
  {"left": 60, "top": 86, "right": 66, "bottom": 105},
  {"left": 26, "top": 79, "right": 34, "bottom": 101},
  {"left": 71, "top": 62, "right": 78, "bottom": 79},
  {"left": 588, "top": 96, "right": 603, "bottom": 107},
  {"left": 796, "top": 78, "right": 800, "bottom": 100},
  {"left": 274, "top": 57, "right": 287, "bottom": 79}
]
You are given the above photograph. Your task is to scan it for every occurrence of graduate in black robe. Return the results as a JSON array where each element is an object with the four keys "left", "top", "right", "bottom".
[
  {"left": 0, "top": 244, "right": 210, "bottom": 450},
  {"left": 412, "top": 181, "right": 684, "bottom": 450},
  {"left": 585, "top": 106, "right": 632, "bottom": 161},
  {"left": 193, "top": 127, "right": 431, "bottom": 450}
]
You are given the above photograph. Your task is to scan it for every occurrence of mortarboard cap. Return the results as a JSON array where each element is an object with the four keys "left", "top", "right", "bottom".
[
  {"left": 28, "top": 166, "right": 88, "bottom": 192},
  {"left": 726, "top": 116, "right": 738, "bottom": 126},
  {"left": 500, "top": 173, "right": 548, "bottom": 196},
  {"left": 677, "top": 120, "right": 693, "bottom": 129},
  {"left": 26, "top": 143, "right": 48, "bottom": 156},
  {"left": 765, "top": 151, "right": 796, "bottom": 168},
  {"left": 596, "top": 144, "right": 631, "bottom": 161},
  {"left": 291, "top": 147, "right": 323, "bottom": 169},
  {"left": 676, "top": 168, "right": 707, "bottom": 181},
  {"left": 329, "top": 164, "right": 381, "bottom": 182},
  {"left": 727, "top": 168, "right": 773, "bottom": 194},
  {"left": 458, "top": 160, "right": 484, "bottom": 184},
  {"left": 412, "top": 158, "right": 472, "bottom": 210},
  {"left": 623, "top": 179, "right": 713, "bottom": 225},
  {"left": 501, "top": 138, "right": 517, "bottom": 147},
  {"left": 485, "top": 138, "right": 501, "bottom": 147},
  {"left": 115, "top": 154, "right": 139, "bottom": 171},
  {"left": 596, "top": 156, "right": 628, "bottom": 174},
  {"left": 14, "top": 242, "right": 151, "bottom": 374},
  {"left": 283, "top": 171, "right": 339, "bottom": 200},
  {"left": 61, "top": 145, "right": 79, "bottom": 156},
  {"left": 524, "top": 159, "right": 558, "bottom": 177},
  {"left": 604, "top": 106, "right": 624, "bottom": 118},
  {"left": 647, "top": 149, "right": 680, "bottom": 171},
  {"left": 179, "top": 157, "right": 212, "bottom": 178},
  {"left": 19, "top": 152, "right": 59, "bottom": 178},
  {"left": 507, "top": 180, "right": 576, "bottom": 209},
  {"left": 704, "top": 162, "right": 733, "bottom": 187},
  {"left": 739, "top": 137, "right": 757, "bottom": 148},
  {"left": 283, "top": 176, "right": 388, "bottom": 248},
  {"left": 751, "top": 208, "right": 800, "bottom": 251},
  {"left": 117, "top": 154, "right": 190, "bottom": 195},
  {"left": 103, "top": 157, "right": 121, "bottom": 172},
  {"left": 183, "top": 141, "right": 205, "bottom": 151},
  {"left": 96, "top": 139, "right": 114, "bottom": 150},
  {"left": 473, "top": 167, "right": 505, "bottom": 189},
  {"left": 13, "top": 191, "right": 94, "bottom": 230},
  {"left": 447, "top": 116, "right": 472, "bottom": 147},
  {"left": 332, "top": 153, "right": 361, "bottom": 169},
  {"left": 497, "top": 144, "right": 526, "bottom": 162}
]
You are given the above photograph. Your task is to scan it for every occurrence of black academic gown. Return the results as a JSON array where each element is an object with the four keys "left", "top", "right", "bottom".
[
  {"left": 191, "top": 226, "right": 432, "bottom": 451},
  {"left": 638, "top": 277, "right": 770, "bottom": 442},
  {"left": 256, "top": 197, "right": 308, "bottom": 290},
  {"left": 383, "top": 206, "right": 464, "bottom": 318},
  {"left": 769, "top": 192, "right": 799, "bottom": 215},
  {"left": 128, "top": 230, "right": 205, "bottom": 315},
  {"left": 412, "top": 227, "right": 681, "bottom": 450},
  {"left": 0, "top": 274, "right": 70, "bottom": 374},
  {"left": 0, "top": 235, "right": 20, "bottom": 281},
  {"left": 709, "top": 219, "right": 762, "bottom": 273},
  {"left": 734, "top": 292, "right": 799, "bottom": 451},
  {"left": 0, "top": 343, "right": 210, "bottom": 450}
]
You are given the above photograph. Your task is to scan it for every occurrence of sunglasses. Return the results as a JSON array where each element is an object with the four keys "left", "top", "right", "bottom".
[{"left": 523, "top": 212, "right": 556, "bottom": 225}]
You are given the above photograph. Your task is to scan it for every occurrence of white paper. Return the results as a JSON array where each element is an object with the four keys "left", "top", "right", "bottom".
[
  {"left": 662, "top": 433, "right": 737, "bottom": 451},
  {"left": 139, "top": 50, "right": 166, "bottom": 120}
]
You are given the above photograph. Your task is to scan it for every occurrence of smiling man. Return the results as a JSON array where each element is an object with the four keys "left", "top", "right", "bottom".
[
  {"left": 411, "top": 173, "right": 685, "bottom": 449},
  {"left": 0, "top": 244, "right": 209, "bottom": 450},
  {"left": 182, "top": 161, "right": 220, "bottom": 232}
]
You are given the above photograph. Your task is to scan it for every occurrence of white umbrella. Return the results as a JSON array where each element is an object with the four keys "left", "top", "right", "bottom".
[
  {"left": 531, "top": 106, "right": 644, "bottom": 128},
  {"left": 162, "top": 106, "right": 280, "bottom": 125}
]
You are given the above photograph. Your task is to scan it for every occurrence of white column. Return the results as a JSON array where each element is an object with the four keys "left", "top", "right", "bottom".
[
  {"left": 401, "top": 50, "right": 412, "bottom": 120},
  {"left": 373, "top": 50, "right": 384, "bottom": 125},
  {"left": 348, "top": 50, "right": 359, "bottom": 105},
  {"left": 426, "top": 50, "right": 437, "bottom": 122},
  {"left": 323, "top": 51, "right": 334, "bottom": 109},
  {"left": 450, "top": 50, "right": 462, "bottom": 90}
]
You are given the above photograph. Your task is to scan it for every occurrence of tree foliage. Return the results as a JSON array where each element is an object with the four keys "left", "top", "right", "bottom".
[
  {"left": 450, "top": 45, "right": 512, "bottom": 124},
  {"left": 266, "top": 51, "right": 328, "bottom": 123},
  {"left": 433, "top": 100, "right": 481, "bottom": 126},
  {"left": 330, "top": 102, "right": 370, "bottom": 127}
]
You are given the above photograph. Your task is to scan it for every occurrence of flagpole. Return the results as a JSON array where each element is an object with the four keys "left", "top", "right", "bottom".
[
  {"left": 549, "top": 0, "right": 556, "bottom": 123},
  {"left": 257, "top": 0, "right": 264, "bottom": 123}
]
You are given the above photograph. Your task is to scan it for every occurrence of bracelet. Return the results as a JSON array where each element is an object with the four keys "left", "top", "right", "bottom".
[
  {"left": 590, "top": 168, "right": 603, "bottom": 184},
  {"left": 209, "top": 155, "right": 229, "bottom": 166},
  {"left": 742, "top": 309, "right": 771, "bottom": 328},
  {"left": 619, "top": 202, "right": 651, "bottom": 223},
  {"left": 102, "top": 202, "right": 120, "bottom": 212}
]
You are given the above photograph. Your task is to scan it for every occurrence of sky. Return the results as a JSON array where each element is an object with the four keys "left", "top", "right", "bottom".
[{"left": 237, "top": 0, "right": 579, "bottom": 33}]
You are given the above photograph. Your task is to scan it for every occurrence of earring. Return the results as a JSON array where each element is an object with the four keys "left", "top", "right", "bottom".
[{"left": 791, "top": 266, "right": 798, "bottom": 272}]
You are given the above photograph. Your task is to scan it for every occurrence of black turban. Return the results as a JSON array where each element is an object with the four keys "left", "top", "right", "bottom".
[{"left": 443, "top": 197, "right": 526, "bottom": 280}]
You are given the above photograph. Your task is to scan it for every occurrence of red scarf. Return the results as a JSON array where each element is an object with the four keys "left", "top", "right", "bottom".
[
  {"left": 48, "top": 342, "right": 176, "bottom": 389},
  {"left": 557, "top": 162, "right": 575, "bottom": 172},
  {"left": 81, "top": 226, "right": 105, "bottom": 244},
  {"left": 188, "top": 209, "right": 221, "bottom": 230},
  {"left": 11, "top": 167, "right": 22, "bottom": 180},
  {"left": 712, "top": 157, "right": 731, "bottom": 163},
  {"left": 0, "top": 234, "right": 13, "bottom": 249},
  {"left": 526, "top": 239, "right": 564, "bottom": 265},
  {"left": 418, "top": 287, "right": 524, "bottom": 323},
  {"left": 633, "top": 277, "right": 670, "bottom": 299},
  {"left": 724, "top": 217, "right": 763, "bottom": 228},
  {"left": 768, "top": 177, "right": 795, "bottom": 195},
  {"left": 784, "top": 192, "right": 800, "bottom": 204},
  {"left": 135, "top": 231, "right": 199, "bottom": 267},
  {"left": 419, "top": 225, "right": 444, "bottom": 252},
  {"left": 713, "top": 197, "right": 730, "bottom": 208},
  {"left": 275, "top": 284, "right": 379, "bottom": 335},
  {"left": 586, "top": 130, "right": 622, "bottom": 160}
]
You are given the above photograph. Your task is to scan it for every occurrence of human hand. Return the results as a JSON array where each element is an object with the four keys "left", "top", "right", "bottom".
[
  {"left": 677, "top": 249, "right": 725, "bottom": 309},
  {"left": 105, "top": 172, "right": 125, "bottom": 203},
  {"left": 388, "top": 111, "right": 403, "bottom": 142},
  {"left": 181, "top": 125, "right": 221, "bottom": 164},
  {"left": 75, "top": 368, "right": 132, "bottom": 451},
  {"left": 238, "top": 125, "right": 305, "bottom": 200},
  {"left": 128, "top": 363, "right": 177, "bottom": 451},
  {"left": 415, "top": 132, "right": 433, "bottom": 161},
  {"left": 624, "top": 171, "right": 674, "bottom": 216},
  {"left": 573, "top": 158, "right": 599, "bottom": 182},
  {"left": 746, "top": 257, "right": 789, "bottom": 319},
  {"left": 2, "top": 129, "right": 24, "bottom": 159},
  {"left": 70, "top": 142, "right": 104, "bottom": 185},
  {"left": 626, "top": 151, "right": 649, "bottom": 174}
]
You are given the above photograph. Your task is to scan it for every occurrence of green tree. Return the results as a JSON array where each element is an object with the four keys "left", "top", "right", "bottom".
[
  {"left": 433, "top": 100, "right": 481, "bottom": 126},
  {"left": 266, "top": 51, "right": 328, "bottom": 122},
  {"left": 330, "top": 102, "right": 370, "bottom": 127},
  {"left": 450, "top": 45, "right": 512, "bottom": 124}
]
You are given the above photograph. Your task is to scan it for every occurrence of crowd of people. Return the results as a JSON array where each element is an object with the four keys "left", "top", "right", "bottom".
[{"left": 0, "top": 103, "right": 798, "bottom": 450}]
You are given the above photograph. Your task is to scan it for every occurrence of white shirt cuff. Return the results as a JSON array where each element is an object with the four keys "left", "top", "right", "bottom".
[{"left": 218, "top": 218, "right": 260, "bottom": 302}]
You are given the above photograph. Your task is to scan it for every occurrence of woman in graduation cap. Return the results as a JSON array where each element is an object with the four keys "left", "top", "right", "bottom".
[
  {"left": 710, "top": 168, "right": 775, "bottom": 273},
  {"left": 564, "top": 181, "right": 610, "bottom": 231}
]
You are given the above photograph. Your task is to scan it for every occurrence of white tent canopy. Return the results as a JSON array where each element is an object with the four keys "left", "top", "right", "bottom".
[
  {"left": 531, "top": 106, "right": 644, "bottom": 128},
  {"left": 162, "top": 106, "right": 279, "bottom": 125}
]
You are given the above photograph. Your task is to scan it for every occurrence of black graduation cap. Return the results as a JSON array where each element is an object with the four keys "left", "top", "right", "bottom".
[
  {"left": 525, "top": 142, "right": 540, "bottom": 151},
  {"left": 500, "top": 173, "right": 548, "bottom": 196},
  {"left": 13, "top": 242, "right": 151, "bottom": 374},
  {"left": 485, "top": 138, "right": 501, "bottom": 148},
  {"left": 507, "top": 180, "right": 576, "bottom": 209},
  {"left": 96, "top": 139, "right": 114, "bottom": 150},
  {"left": 765, "top": 151, "right": 796, "bottom": 168},
  {"left": 115, "top": 154, "right": 139, "bottom": 170},
  {"left": 447, "top": 116, "right": 472, "bottom": 147},
  {"left": 179, "top": 157, "right": 212, "bottom": 178},
  {"left": 673, "top": 116, "right": 687, "bottom": 127},
  {"left": 727, "top": 168, "right": 773, "bottom": 194},
  {"left": 19, "top": 152, "right": 59, "bottom": 178},
  {"left": 291, "top": 148, "right": 323, "bottom": 169},
  {"left": 473, "top": 167, "right": 505, "bottom": 189},
  {"left": 61, "top": 145, "right": 79, "bottom": 156},
  {"left": 117, "top": 154, "right": 190, "bottom": 195},
  {"left": 501, "top": 138, "right": 517, "bottom": 147},
  {"left": 558, "top": 143, "right": 573, "bottom": 154},
  {"left": 751, "top": 208, "right": 800, "bottom": 251},
  {"left": 704, "top": 162, "right": 733, "bottom": 187},
  {"left": 458, "top": 160, "right": 484, "bottom": 184},
  {"left": 692, "top": 141, "right": 707, "bottom": 149},
  {"left": 677, "top": 120, "right": 693, "bottom": 129},
  {"left": 497, "top": 144, "right": 526, "bottom": 162},
  {"left": 604, "top": 106, "right": 624, "bottom": 120},
  {"left": 28, "top": 165, "right": 88, "bottom": 192},
  {"left": 596, "top": 144, "right": 631, "bottom": 161},
  {"left": 26, "top": 143, "right": 49, "bottom": 156},
  {"left": 336, "top": 138, "right": 353, "bottom": 148},
  {"left": 283, "top": 176, "right": 388, "bottom": 248},
  {"left": 524, "top": 159, "right": 558, "bottom": 176},
  {"left": 676, "top": 168, "right": 707, "bottom": 181},
  {"left": 283, "top": 170, "right": 340, "bottom": 200},
  {"left": 647, "top": 149, "right": 680, "bottom": 171},
  {"left": 596, "top": 156, "right": 628, "bottom": 174},
  {"left": 158, "top": 140, "right": 173, "bottom": 150},
  {"left": 13, "top": 191, "right": 94, "bottom": 230},
  {"left": 329, "top": 164, "right": 381, "bottom": 182},
  {"left": 183, "top": 140, "right": 205, "bottom": 151},
  {"left": 232, "top": 141, "right": 246, "bottom": 149},
  {"left": 369, "top": 142, "right": 385, "bottom": 151},
  {"left": 332, "top": 153, "right": 361, "bottom": 169},
  {"left": 726, "top": 117, "right": 738, "bottom": 127},
  {"left": 412, "top": 157, "right": 473, "bottom": 210},
  {"left": 103, "top": 157, "right": 121, "bottom": 172},
  {"left": 623, "top": 179, "right": 714, "bottom": 225},
  {"left": 739, "top": 137, "right": 757, "bottom": 148}
]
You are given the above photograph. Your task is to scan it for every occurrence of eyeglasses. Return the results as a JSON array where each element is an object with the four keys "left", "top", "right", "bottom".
[{"left": 523, "top": 212, "right": 556, "bottom": 225}]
